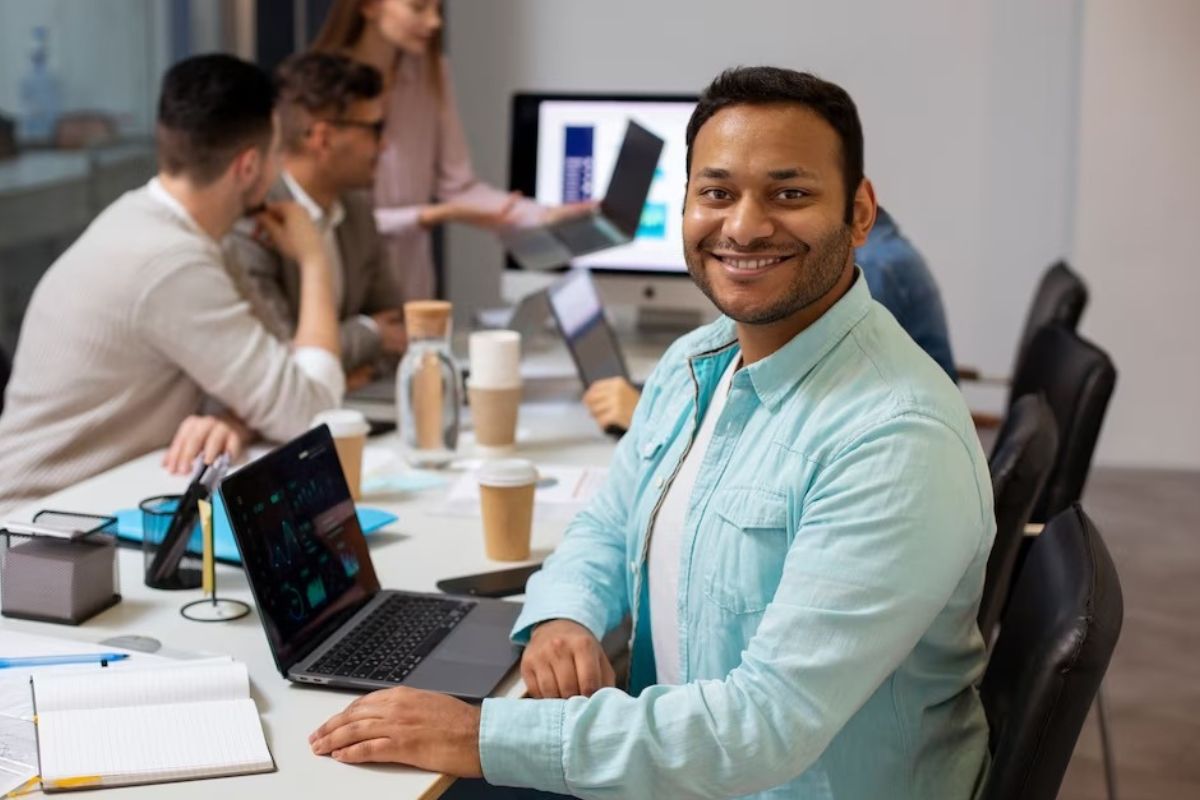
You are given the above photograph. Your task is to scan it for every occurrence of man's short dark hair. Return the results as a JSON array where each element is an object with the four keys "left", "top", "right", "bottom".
[
  {"left": 275, "top": 52, "right": 384, "bottom": 154},
  {"left": 686, "top": 67, "right": 864, "bottom": 222},
  {"left": 156, "top": 54, "right": 276, "bottom": 186}
]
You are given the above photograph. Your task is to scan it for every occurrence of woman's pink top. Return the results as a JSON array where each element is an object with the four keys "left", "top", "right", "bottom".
[{"left": 373, "top": 54, "right": 539, "bottom": 302}]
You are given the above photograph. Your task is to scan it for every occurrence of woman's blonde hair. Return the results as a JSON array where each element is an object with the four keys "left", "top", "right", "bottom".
[{"left": 311, "top": 0, "right": 443, "bottom": 95}]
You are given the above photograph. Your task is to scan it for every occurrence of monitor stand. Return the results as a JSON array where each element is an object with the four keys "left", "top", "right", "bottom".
[{"left": 634, "top": 306, "right": 706, "bottom": 335}]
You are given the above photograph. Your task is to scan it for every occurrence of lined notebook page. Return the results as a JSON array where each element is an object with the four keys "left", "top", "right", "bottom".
[
  {"left": 37, "top": 698, "right": 273, "bottom": 787},
  {"left": 34, "top": 662, "right": 248, "bottom": 713}
]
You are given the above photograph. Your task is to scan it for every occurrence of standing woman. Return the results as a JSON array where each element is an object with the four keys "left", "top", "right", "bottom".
[{"left": 313, "top": 0, "right": 572, "bottom": 302}]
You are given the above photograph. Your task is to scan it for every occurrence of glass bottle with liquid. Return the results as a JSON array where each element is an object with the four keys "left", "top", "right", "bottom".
[
  {"left": 19, "top": 26, "right": 62, "bottom": 142},
  {"left": 396, "top": 301, "right": 460, "bottom": 467}
]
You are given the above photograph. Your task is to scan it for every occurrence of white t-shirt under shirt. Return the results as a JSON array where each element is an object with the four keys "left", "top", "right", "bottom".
[{"left": 649, "top": 351, "right": 741, "bottom": 684}]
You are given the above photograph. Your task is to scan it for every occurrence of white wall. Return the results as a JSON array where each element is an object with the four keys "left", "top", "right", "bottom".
[
  {"left": 444, "top": 0, "right": 1082, "bottom": 385},
  {"left": 1071, "top": 0, "right": 1200, "bottom": 469}
]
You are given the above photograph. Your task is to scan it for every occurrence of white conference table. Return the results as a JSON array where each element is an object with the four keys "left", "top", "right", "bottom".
[{"left": 2, "top": 399, "right": 620, "bottom": 799}]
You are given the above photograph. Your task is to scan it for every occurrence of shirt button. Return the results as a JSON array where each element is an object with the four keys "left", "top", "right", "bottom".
[
  {"left": 642, "top": 444, "right": 655, "bottom": 457},
  {"left": 655, "top": 476, "right": 665, "bottom": 489},
  {"left": 629, "top": 561, "right": 637, "bottom": 573}
]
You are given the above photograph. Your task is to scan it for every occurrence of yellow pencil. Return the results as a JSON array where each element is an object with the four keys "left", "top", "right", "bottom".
[
  {"left": 4, "top": 775, "right": 40, "bottom": 797},
  {"left": 198, "top": 498, "right": 214, "bottom": 597},
  {"left": 41, "top": 775, "right": 102, "bottom": 791}
]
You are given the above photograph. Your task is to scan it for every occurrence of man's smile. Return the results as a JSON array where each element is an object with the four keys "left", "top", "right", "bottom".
[{"left": 709, "top": 251, "right": 799, "bottom": 277}]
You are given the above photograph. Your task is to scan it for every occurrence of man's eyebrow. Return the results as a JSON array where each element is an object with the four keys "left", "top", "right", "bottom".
[
  {"left": 768, "top": 167, "right": 819, "bottom": 181},
  {"left": 695, "top": 166, "right": 821, "bottom": 181}
]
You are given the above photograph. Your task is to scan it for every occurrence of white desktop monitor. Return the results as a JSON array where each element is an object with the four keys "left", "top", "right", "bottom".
[{"left": 507, "top": 93, "right": 714, "bottom": 322}]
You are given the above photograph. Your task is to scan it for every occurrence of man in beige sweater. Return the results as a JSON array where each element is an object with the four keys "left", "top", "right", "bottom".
[
  {"left": 226, "top": 52, "right": 405, "bottom": 381},
  {"left": 0, "top": 54, "right": 343, "bottom": 514}
]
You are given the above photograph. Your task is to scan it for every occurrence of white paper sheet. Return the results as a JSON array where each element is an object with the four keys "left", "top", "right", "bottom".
[{"left": 441, "top": 465, "right": 608, "bottom": 522}]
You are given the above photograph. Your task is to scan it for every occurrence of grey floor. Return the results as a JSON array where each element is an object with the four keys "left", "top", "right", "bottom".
[{"left": 1058, "top": 466, "right": 1200, "bottom": 799}]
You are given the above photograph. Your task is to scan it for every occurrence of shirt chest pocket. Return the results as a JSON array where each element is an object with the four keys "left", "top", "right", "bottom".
[{"left": 702, "top": 489, "right": 791, "bottom": 615}]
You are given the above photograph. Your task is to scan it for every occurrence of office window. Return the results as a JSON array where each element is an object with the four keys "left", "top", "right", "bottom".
[{"left": 0, "top": 0, "right": 264, "bottom": 354}]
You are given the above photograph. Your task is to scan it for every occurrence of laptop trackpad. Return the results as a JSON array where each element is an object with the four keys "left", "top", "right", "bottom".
[
  {"left": 436, "top": 618, "right": 519, "bottom": 665},
  {"left": 403, "top": 616, "right": 520, "bottom": 696},
  {"left": 406, "top": 657, "right": 507, "bottom": 696}
]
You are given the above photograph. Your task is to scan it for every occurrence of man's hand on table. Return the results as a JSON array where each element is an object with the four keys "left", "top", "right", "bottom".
[
  {"left": 308, "top": 619, "right": 616, "bottom": 770},
  {"left": 309, "top": 686, "right": 483, "bottom": 775},
  {"left": 522, "top": 618, "right": 616, "bottom": 698},
  {"left": 345, "top": 364, "right": 377, "bottom": 393},
  {"left": 162, "top": 413, "right": 251, "bottom": 474}
]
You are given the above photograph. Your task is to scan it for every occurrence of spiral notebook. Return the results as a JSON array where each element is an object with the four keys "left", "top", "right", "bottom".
[{"left": 32, "top": 661, "right": 274, "bottom": 791}]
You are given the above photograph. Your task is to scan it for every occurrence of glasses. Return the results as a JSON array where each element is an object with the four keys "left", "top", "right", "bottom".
[{"left": 327, "top": 118, "right": 386, "bottom": 139}]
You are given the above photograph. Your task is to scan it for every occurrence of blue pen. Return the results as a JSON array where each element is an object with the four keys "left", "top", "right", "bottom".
[{"left": 0, "top": 652, "right": 130, "bottom": 669}]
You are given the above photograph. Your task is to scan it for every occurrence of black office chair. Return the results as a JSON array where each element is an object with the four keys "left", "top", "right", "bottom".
[
  {"left": 0, "top": 345, "right": 10, "bottom": 415},
  {"left": 979, "top": 394, "right": 1058, "bottom": 644},
  {"left": 961, "top": 260, "right": 1088, "bottom": 428},
  {"left": 1008, "top": 260, "right": 1089, "bottom": 381},
  {"left": 979, "top": 504, "right": 1123, "bottom": 800},
  {"left": 991, "top": 325, "right": 1119, "bottom": 797},
  {"left": 1007, "top": 324, "right": 1116, "bottom": 523},
  {"left": 959, "top": 260, "right": 1087, "bottom": 383}
]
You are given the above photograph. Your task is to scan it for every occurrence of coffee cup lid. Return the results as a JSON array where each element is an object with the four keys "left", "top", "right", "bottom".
[
  {"left": 476, "top": 458, "right": 538, "bottom": 488},
  {"left": 311, "top": 409, "right": 370, "bottom": 438},
  {"left": 470, "top": 330, "right": 520, "bottom": 347}
]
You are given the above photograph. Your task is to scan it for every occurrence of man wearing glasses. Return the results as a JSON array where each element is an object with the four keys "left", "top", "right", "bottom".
[{"left": 227, "top": 52, "right": 406, "bottom": 382}]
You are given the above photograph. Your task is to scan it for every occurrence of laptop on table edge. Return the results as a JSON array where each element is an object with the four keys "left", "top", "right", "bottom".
[{"left": 220, "top": 425, "right": 522, "bottom": 700}]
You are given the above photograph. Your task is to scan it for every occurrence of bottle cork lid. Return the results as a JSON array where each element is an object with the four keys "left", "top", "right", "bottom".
[{"left": 404, "top": 300, "right": 453, "bottom": 339}]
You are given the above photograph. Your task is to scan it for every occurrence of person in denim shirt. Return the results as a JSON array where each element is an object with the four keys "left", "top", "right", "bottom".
[
  {"left": 858, "top": 206, "right": 957, "bottom": 380},
  {"left": 310, "top": 66, "right": 994, "bottom": 800}
]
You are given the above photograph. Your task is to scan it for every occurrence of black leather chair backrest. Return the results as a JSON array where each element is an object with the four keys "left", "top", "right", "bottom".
[
  {"left": 0, "top": 345, "right": 10, "bottom": 416},
  {"left": 980, "top": 394, "right": 1058, "bottom": 643},
  {"left": 1009, "top": 324, "right": 1116, "bottom": 523},
  {"left": 979, "top": 505, "right": 1123, "bottom": 800},
  {"left": 1012, "top": 260, "right": 1088, "bottom": 378}
]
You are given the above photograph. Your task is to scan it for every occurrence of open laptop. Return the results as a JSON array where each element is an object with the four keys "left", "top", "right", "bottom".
[
  {"left": 505, "top": 120, "right": 665, "bottom": 271},
  {"left": 547, "top": 269, "right": 629, "bottom": 390},
  {"left": 221, "top": 425, "right": 522, "bottom": 699}
]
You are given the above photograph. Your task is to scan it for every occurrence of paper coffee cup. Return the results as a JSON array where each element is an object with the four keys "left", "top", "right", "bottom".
[
  {"left": 469, "top": 381, "right": 522, "bottom": 452},
  {"left": 477, "top": 459, "right": 537, "bottom": 561},
  {"left": 469, "top": 330, "right": 521, "bottom": 389},
  {"left": 312, "top": 409, "right": 370, "bottom": 500}
]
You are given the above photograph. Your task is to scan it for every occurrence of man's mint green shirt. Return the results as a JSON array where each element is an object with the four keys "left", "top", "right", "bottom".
[{"left": 479, "top": 271, "right": 994, "bottom": 799}]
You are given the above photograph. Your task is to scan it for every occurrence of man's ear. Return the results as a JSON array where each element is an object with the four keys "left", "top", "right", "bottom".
[
  {"left": 308, "top": 119, "right": 333, "bottom": 156},
  {"left": 232, "top": 146, "right": 262, "bottom": 189},
  {"left": 849, "top": 177, "right": 877, "bottom": 248}
]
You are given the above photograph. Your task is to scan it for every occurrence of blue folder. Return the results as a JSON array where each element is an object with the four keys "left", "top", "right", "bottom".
[{"left": 115, "top": 494, "right": 397, "bottom": 565}]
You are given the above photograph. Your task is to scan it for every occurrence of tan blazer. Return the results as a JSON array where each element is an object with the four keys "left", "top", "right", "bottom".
[{"left": 225, "top": 180, "right": 403, "bottom": 370}]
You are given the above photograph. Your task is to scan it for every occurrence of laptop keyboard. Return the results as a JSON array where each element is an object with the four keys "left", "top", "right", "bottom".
[{"left": 309, "top": 594, "right": 475, "bottom": 683}]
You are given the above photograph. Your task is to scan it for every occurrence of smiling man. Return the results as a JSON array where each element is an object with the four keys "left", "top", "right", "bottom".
[{"left": 310, "top": 67, "right": 994, "bottom": 799}]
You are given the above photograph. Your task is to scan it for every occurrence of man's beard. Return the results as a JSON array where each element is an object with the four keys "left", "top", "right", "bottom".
[{"left": 685, "top": 223, "right": 854, "bottom": 325}]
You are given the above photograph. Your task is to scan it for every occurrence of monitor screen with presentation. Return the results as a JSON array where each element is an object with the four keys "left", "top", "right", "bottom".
[{"left": 509, "top": 93, "right": 697, "bottom": 275}]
